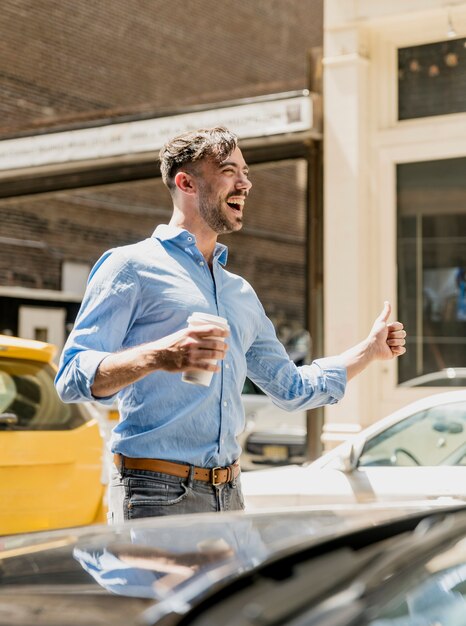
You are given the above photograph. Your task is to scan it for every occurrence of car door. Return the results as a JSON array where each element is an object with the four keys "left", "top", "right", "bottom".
[
  {"left": 0, "top": 356, "right": 105, "bottom": 534},
  {"left": 243, "top": 397, "right": 466, "bottom": 510}
]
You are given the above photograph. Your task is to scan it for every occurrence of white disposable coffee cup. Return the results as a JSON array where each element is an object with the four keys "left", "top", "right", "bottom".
[{"left": 182, "top": 312, "right": 230, "bottom": 387}]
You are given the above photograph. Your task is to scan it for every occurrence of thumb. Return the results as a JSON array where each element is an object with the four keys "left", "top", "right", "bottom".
[{"left": 377, "top": 301, "right": 391, "bottom": 324}]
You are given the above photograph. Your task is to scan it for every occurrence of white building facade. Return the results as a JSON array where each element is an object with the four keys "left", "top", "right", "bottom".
[{"left": 322, "top": 0, "right": 466, "bottom": 446}]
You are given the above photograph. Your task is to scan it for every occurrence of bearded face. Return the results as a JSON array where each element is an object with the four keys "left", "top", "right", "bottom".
[
  {"left": 195, "top": 147, "right": 250, "bottom": 234},
  {"left": 197, "top": 179, "right": 245, "bottom": 234}
]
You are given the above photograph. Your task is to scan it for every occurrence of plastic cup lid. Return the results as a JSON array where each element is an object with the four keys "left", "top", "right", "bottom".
[{"left": 188, "top": 312, "right": 229, "bottom": 327}]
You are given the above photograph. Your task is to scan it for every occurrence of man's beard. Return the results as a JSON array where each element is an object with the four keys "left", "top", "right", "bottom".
[{"left": 198, "top": 187, "right": 243, "bottom": 234}]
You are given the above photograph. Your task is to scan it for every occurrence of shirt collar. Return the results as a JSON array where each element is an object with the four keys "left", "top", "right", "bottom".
[{"left": 152, "top": 224, "right": 228, "bottom": 266}]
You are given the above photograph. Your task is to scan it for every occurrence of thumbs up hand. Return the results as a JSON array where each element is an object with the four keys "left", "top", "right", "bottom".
[
  {"left": 339, "top": 301, "right": 407, "bottom": 381},
  {"left": 368, "top": 301, "right": 407, "bottom": 361}
]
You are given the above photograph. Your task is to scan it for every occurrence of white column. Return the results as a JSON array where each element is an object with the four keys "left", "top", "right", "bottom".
[{"left": 322, "top": 19, "right": 376, "bottom": 447}]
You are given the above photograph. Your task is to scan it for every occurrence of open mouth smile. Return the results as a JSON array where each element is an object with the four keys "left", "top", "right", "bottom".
[{"left": 226, "top": 196, "right": 245, "bottom": 212}]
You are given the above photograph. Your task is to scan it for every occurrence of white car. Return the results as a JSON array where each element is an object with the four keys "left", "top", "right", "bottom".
[
  {"left": 243, "top": 390, "right": 466, "bottom": 509},
  {"left": 240, "top": 378, "right": 306, "bottom": 470}
]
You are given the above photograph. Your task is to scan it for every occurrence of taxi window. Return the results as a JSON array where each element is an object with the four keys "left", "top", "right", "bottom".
[{"left": 0, "top": 357, "right": 87, "bottom": 430}]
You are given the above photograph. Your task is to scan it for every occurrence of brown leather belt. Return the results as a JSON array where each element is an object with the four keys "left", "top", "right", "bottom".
[{"left": 113, "top": 454, "right": 240, "bottom": 486}]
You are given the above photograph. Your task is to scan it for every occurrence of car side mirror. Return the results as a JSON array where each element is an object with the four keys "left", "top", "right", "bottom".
[
  {"left": 0, "top": 413, "right": 19, "bottom": 428},
  {"left": 335, "top": 441, "right": 359, "bottom": 473}
]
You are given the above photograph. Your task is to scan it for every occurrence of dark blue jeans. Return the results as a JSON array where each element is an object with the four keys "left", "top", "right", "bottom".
[{"left": 108, "top": 464, "right": 245, "bottom": 524}]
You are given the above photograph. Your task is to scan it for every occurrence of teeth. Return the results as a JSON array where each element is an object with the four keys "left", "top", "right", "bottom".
[{"left": 228, "top": 197, "right": 244, "bottom": 206}]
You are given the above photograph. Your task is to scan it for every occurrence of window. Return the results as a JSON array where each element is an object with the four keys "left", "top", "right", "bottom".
[
  {"left": 358, "top": 401, "right": 466, "bottom": 467},
  {"left": 62, "top": 261, "right": 91, "bottom": 297},
  {"left": 398, "top": 37, "right": 466, "bottom": 120},
  {"left": 397, "top": 157, "right": 466, "bottom": 386},
  {"left": 0, "top": 357, "right": 86, "bottom": 430}
]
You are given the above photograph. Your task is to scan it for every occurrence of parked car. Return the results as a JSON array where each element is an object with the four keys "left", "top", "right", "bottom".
[
  {"left": 242, "top": 390, "right": 466, "bottom": 509},
  {"left": 0, "top": 500, "right": 463, "bottom": 626},
  {"left": 240, "top": 378, "right": 307, "bottom": 470},
  {"left": 0, "top": 334, "right": 106, "bottom": 535},
  {"left": 399, "top": 367, "right": 466, "bottom": 387},
  {"left": 178, "top": 503, "right": 466, "bottom": 626}
]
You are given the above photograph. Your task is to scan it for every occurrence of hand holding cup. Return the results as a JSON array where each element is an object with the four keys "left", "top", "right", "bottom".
[{"left": 182, "top": 312, "right": 230, "bottom": 386}]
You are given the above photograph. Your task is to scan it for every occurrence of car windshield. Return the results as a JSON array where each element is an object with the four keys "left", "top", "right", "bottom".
[
  {"left": 367, "top": 541, "right": 466, "bottom": 625},
  {"left": 182, "top": 508, "right": 466, "bottom": 626},
  {"left": 358, "top": 401, "right": 466, "bottom": 467},
  {"left": 0, "top": 357, "right": 86, "bottom": 430}
]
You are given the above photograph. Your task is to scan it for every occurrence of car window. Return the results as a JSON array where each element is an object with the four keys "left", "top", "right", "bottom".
[
  {"left": 358, "top": 401, "right": 466, "bottom": 467},
  {"left": 0, "top": 357, "right": 87, "bottom": 431}
]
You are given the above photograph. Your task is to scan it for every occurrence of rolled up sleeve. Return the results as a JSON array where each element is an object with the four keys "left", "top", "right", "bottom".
[
  {"left": 302, "top": 356, "right": 347, "bottom": 406},
  {"left": 54, "top": 250, "right": 140, "bottom": 405},
  {"left": 55, "top": 348, "right": 115, "bottom": 404}
]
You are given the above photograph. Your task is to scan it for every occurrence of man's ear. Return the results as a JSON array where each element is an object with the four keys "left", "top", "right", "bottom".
[{"left": 174, "top": 171, "right": 196, "bottom": 195}]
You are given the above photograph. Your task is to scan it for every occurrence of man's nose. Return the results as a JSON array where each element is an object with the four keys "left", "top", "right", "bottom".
[{"left": 236, "top": 173, "right": 252, "bottom": 192}]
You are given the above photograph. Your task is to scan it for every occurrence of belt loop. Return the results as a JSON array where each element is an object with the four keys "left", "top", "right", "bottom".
[
  {"left": 229, "top": 464, "right": 236, "bottom": 487},
  {"left": 114, "top": 453, "right": 125, "bottom": 475},
  {"left": 186, "top": 464, "right": 194, "bottom": 488}
]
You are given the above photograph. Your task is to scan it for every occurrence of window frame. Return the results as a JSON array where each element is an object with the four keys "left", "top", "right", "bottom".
[{"left": 369, "top": 11, "right": 466, "bottom": 407}]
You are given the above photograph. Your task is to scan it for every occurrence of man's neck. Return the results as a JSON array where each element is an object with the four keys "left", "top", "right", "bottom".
[{"left": 169, "top": 213, "right": 217, "bottom": 265}]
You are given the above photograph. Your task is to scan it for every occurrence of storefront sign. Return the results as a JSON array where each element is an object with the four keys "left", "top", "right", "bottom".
[{"left": 0, "top": 93, "right": 312, "bottom": 172}]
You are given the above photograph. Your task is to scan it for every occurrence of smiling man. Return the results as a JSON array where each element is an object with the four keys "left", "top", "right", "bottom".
[{"left": 55, "top": 126, "right": 407, "bottom": 522}]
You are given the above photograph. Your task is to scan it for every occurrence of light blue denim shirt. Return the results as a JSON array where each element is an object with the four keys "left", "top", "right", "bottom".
[{"left": 55, "top": 224, "right": 346, "bottom": 467}]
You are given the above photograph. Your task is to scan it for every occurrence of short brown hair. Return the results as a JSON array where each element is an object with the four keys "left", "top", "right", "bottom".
[{"left": 159, "top": 126, "right": 238, "bottom": 190}]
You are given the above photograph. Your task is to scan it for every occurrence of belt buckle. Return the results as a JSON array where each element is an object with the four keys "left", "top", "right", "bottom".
[{"left": 210, "top": 466, "right": 223, "bottom": 486}]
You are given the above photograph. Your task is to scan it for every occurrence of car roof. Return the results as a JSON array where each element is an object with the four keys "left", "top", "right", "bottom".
[
  {"left": 399, "top": 368, "right": 466, "bottom": 387},
  {"left": 0, "top": 334, "right": 56, "bottom": 363}
]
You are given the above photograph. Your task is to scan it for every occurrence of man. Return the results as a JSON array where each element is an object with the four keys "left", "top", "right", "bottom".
[{"left": 55, "top": 126, "right": 406, "bottom": 522}]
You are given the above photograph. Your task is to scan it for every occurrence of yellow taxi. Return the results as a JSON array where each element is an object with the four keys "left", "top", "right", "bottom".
[{"left": 0, "top": 334, "right": 106, "bottom": 535}]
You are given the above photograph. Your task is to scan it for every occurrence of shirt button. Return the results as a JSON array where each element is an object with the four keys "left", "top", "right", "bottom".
[
  {"left": 223, "top": 401, "right": 228, "bottom": 407},
  {"left": 225, "top": 363, "right": 230, "bottom": 369},
  {"left": 187, "top": 237, "right": 193, "bottom": 242},
  {"left": 199, "top": 261, "right": 205, "bottom": 266}
]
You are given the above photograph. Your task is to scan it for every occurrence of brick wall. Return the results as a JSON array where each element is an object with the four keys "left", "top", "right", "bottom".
[
  {"left": 0, "top": 0, "right": 321, "bottom": 342},
  {"left": 0, "top": 158, "right": 307, "bottom": 325},
  {"left": 0, "top": 0, "right": 322, "bottom": 136}
]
